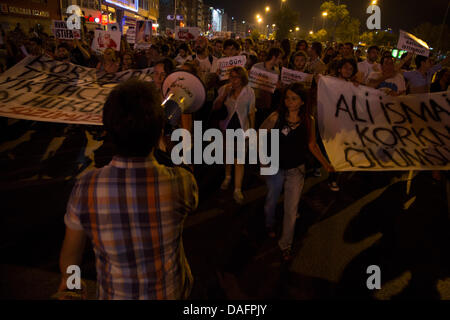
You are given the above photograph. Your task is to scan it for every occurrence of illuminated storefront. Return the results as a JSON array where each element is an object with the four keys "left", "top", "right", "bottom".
[{"left": 0, "top": 0, "right": 60, "bottom": 33}]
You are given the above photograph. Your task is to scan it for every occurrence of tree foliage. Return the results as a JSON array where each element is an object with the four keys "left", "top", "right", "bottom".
[{"left": 273, "top": 4, "right": 299, "bottom": 41}]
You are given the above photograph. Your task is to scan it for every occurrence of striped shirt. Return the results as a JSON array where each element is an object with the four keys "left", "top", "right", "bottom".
[{"left": 64, "top": 154, "right": 198, "bottom": 300}]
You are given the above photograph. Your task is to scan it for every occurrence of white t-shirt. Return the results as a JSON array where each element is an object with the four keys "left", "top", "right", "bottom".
[
  {"left": 358, "top": 60, "right": 380, "bottom": 84},
  {"left": 368, "top": 72, "right": 406, "bottom": 94},
  {"left": 193, "top": 55, "right": 218, "bottom": 84},
  {"left": 174, "top": 54, "right": 192, "bottom": 66}
]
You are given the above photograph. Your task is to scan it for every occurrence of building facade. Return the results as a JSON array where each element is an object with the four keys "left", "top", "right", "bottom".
[{"left": 0, "top": 0, "right": 61, "bottom": 34}]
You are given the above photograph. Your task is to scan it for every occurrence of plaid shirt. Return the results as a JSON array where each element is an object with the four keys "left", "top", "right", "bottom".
[{"left": 64, "top": 155, "right": 198, "bottom": 300}]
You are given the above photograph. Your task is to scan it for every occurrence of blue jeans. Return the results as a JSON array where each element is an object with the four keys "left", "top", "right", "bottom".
[{"left": 264, "top": 164, "right": 306, "bottom": 250}]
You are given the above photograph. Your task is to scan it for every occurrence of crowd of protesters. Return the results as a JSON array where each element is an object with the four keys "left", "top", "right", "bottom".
[{"left": 1, "top": 22, "right": 449, "bottom": 299}]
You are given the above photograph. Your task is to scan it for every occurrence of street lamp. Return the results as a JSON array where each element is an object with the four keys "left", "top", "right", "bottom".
[
  {"left": 295, "top": 27, "right": 299, "bottom": 31},
  {"left": 309, "top": 30, "right": 313, "bottom": 35},
  {"left": 322, "top": 11, "right": 328, "bottom": 29},
  {"left": 371, "top": 0, "right": 377, "bottom": 4},
  {"left": 265, "top": 6, "right": 270, "bottom": 12}
]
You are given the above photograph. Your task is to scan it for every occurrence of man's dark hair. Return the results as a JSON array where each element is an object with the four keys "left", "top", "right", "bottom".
[
  {"left": 215, "top": 39, "right": 223, "bottom": 44},
  {"left": 380, "top": 55, "right": 394, "bottom": 65},
  {"left": 103, "top": 79, "right": 164, "bottom": 157},
  {"left": 155, "top": 57, "right": 175, "bottom": 75},
  {"left": 223, "top": 39, "right": 240, "bottom": 51},
  {"left": 296, "top": 40, "right": 308, "bottom": 50},
  {"left": 57, "top": 42, "right": 71, "bottom": 51},
  {"left": 415, "top": 55, "right": 428, "bottom": 69},
  {"left": 368, "top": 45, "right": 379, "bottom": 53},
  {"left": 337, "top": 58, "right": 358, "bottom": 77},
  {"left": 178, "top": 43, "right": 190, "bottom": 53},
  {"left": 161, "top": 44, "right": 170, "bottom": 55},
  {"left": 265, "top": 47, "right": 284, "bottom": 61},
  {"left": 344, "top": 42, "right": 353, "bottom": 49},
  {"left": 311, "top": 42, "right": 323, "bottom": 57}
]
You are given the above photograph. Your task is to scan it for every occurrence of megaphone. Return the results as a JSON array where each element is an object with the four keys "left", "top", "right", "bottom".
[{"left": 161, "top": 71, "right": 206, "bottom": 127}]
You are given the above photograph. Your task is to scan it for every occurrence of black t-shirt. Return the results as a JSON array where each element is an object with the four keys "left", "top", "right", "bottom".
[{"left": 277, "top": 116, "right": 309, "bottom": 170}]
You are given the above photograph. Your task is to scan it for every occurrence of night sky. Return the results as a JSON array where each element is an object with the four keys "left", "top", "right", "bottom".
[{"left": 207, "top": 0, "right": 449, "bottom": 33}]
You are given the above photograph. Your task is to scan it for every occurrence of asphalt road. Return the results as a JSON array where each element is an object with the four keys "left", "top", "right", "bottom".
[{"left": 0, "top": 120, "right": 449, "bottom": 299}]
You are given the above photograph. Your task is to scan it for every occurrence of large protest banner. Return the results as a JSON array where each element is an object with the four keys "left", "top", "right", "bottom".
[
  {"left": 397, "top": 30, "right": 430, "bottom": 57},
  {"left": 92, "top": 30, "right": 121, "bottom": 52},
  {"left": 281, "top": 67, "right": 313, "bottom": 86},
  {"left": 217, "top": 55, "right": 246, "bottom": 80},
  {"left": 52, "top": 20, "right": 81, "bottom": 40},
  {"left": 317, "top": 76, "right": 449, "bottom": 171},
  {"left": 248, "top": 68, "right": 279, "bottom": 93},
  {"left": 0, "top": 55, "right": 154, "bottom": 125}
]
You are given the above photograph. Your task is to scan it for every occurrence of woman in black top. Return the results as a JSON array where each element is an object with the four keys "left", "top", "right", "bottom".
[{"left": 260, "top": 83, "right": 334, "bottom": 260}]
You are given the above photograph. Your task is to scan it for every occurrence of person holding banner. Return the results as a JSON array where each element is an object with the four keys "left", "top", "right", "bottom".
[
  {"left": 213, "top": 67, "right": 255, "bottom": 204},
  {"left": 368, "top": 55, "right": 406, "bottom": 96},
  {"left": 430, "top": 68, "right": 450, "bottom": 93},
  {"left": 252, "top": 47, "right": 283, "bottom": 127},
  {"left": 260, "top": 83, "right": 334, "bottom": 261},
  {"left": 288, "top": 51, "right": 308, "bottom": 73},
  {"left": 357, "top": 45, "right": 380, "bottom": 85},
  {"left": 403, "top": 55, "right": 450, "bottom": 94},
  {"left": 96, "top": 48, "right": 120, "bottom": 73},
  {"left": 120, "top": 51, "right": 135, "bottom": 71}
]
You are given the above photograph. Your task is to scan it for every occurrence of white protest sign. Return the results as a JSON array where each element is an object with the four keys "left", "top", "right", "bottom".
[
  {"left": 217, "top": 55, "right": 246, "bottom": 80},
  {"left": 317, "top": 76, "right": 449, "bottom": 171},
  {"left": 126, "top": 26, "right": 136, "bottom": 44},
  {"left": 92, "top": 30, "right": 121, "bottom": 52},
  {"left": 52, "top": 20, "right": 81, "bottom": 40},
  {"left": 175, "top": 27, "right": 201, "bottom": 41},
  {"left": 248, "top": 67, "right": 279, "bottom": 93},
  {"left": 397, "top": 30, "right": 430, "bottom": 57},
  {"left": 135, "top": 21, "right": 152, "bottom": 49},
  {"left": 281, "top": 67, "right": 313, "bottom": 86},
  {"left": 0, "top": 55, "right": 154, "bottom": 125}
]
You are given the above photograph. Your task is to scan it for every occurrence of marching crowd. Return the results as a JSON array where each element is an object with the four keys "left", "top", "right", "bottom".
[{"left": 1, "top": 23, "right": 449, "bottom": 299}]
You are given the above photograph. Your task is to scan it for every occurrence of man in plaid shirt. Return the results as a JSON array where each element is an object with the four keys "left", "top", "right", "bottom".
[{"left": 57, "top": 79, "right": 198, "bottom": 299}]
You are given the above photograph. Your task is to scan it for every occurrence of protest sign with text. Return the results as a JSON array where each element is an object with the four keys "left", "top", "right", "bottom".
[
  {"left": 397, "top": 30, "right": 430, "bottom": 57},
  {"left": 317, "top": 76, "right": 449, "bottom": 171},
  {"left": 92, "top": 30, "right": 121, "bottom": 52},
  {"left": 52, "top": 20, "right": 81, "bottom": 40},
  {"left": 281, "top": 67, "right": 313, "bottom": 86},
  {"left": 217, "top": 55, "right": 246, "bottom": 80},
  {"left": 248, "top": 68, "right": 279, "bottom": 93},
  {"left": 175, "top": 27, "right": 201, "bottom": 41},
  {"left": 0, "top": 56, "right": 154, "bottom": 125}
]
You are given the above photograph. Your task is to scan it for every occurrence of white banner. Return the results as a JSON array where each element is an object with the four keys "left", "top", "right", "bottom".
[
  {"left": 52, "top": 20, "right": 81, "bottom": 40},
  {"left": 248, "top": 67, "right": 279, "bottom": 93},
  {"left": 0, "top": 56, "right": 154, "bottom": 125},
  {"left": 217, "top": 55, "right": 246, "bottom": 80},
  {"left": 126, "top": 26, "right": 136, "bottom": 44},
  {"left": 92, "top": 30, "right": 121, "bottom": 52},
  {"left": 175, "top": 27, "right": 201, "bottom": 41},
  {"left": 317, "top": 76, "right": 449, "bottom": 171},
  {"left": 281, "top": 67, "right": 313, "bottom": 86},
  {"left": 397, "top": 30, "right": 430, "bottom": 57}
]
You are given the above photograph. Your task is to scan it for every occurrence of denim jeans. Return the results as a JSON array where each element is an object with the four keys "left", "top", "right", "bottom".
[{"left": 264, "top": 164, "right": 306, "bottom": 250}]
